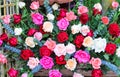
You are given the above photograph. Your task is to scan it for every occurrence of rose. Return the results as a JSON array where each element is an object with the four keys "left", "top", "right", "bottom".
[
  {"left": 92, "top": 69, "right": 103, "bottom": 77},
  {"left": 8, "top": 68, "right": 18, "bottom": 77},
  {"left": 105, "top": 43, "right": 117, "bottom": 55},
  {"left": 93, "top": 8, "right": 102, "bottom": 16},
  {"left": 39, "top": 46, "right": 52, "bottom": 57},
  {"left": 54, "top": 44, "right": 66, "bottom": 57},
  {"left": 43, "top": 21, "right": 54, "bottom": 33},
  {"left": 40, "top": 56, "right": 54, "bottom": 69},
  {"left": 0, "top": 39, "right": 3, "bottom": 46},
  {"left": 57, "top": 18, "right": 69, "bottom": 31},
  {"left": 89, "top": 57, "right": 102, "bottom": 69},
  {"left": 80, "top": 25, "right": 90, "bottom": 36},
  {"left": 57, "top": 9, "right": 67, "bottom": 20},
  {"left": 47, "top": 13, "right": 55, "bottom": 20},
  {"left": 39, "top": 25, "right": 46, "bottom": 34},
  {"left": 66, "top": 11, "right": 77, "bottom": 21},
  {"left": 66, "top": 43, "right": 76, "bottom": 54},
  {"left": 80, "top": 13, "right": 89, "bottom": 24},
  {"left": 13, "top": 14, "right": 21, "bottom": 24},
  {"left": 44, "top": 38, "right": 56, "bottom": 51},
  {"left": 0, "top": 54, "right": 7, "bottom": 64},
  {"left": 18, "top": 1, "right": 25, "bottom": 9},
  {"left": 21, "top": 73, "right": 28, "bottom": 77},
  {"left": 20, "top": 49, "right": 34, "bottom": 60},
  {"left": 74, "top": 34, "right": 84, "bottom": 48},
  {"left": 94, "top": 3, "right": 102, "bottom": 12},
  {"left": 27, "top": 28, "right": 37, "bottom": 36},
  {"left": 116, "top": 47, "right": 120, "bottom": 57},
  {"left": 49, "top": 70, "right": 62, "bottom": 77},
  {"left": 0, "top": 33, "right": 8, "bottom": 42},
  {"left": 25, "top": 37, "right": 36, "bottom": 48},
  {"left": 27, "top": 57, "right": 39, "bottom": 69},
  {"left": 9, "top": 37, "right": 18, "bottom": 46},
  {"left": 52, "top": 3, "right": 59, "bottom": 10},
  {"left": 101, "top": 16, "right": 109, "bottom": 25},
  {"left": 2, "top": 15, "right": 10, "bottom": 24},
  {"left": 108, "top": 23, "right": 120, "bottom": 37},
  {"left": 31, "top": 13, "right": 44, "bottom": 25},
  {"left": 30, "top": 1, "right": 39, "bottom": 10},
  {"left": 87, "top": 29, "right": 94, "bottom": 37},
  {"left": 56, "top": 55, "right": 66, "bottom": 65},
  {"left": 73, "top": 72, "right": 84, "bottom": 77},
  {"left": 57, "top": 31, "right": 68, "bottom": 43},
  {"left": 65, "top": 58, "right": 77, "bottom": 71},
  {"left": 14, "top": 28, "right": 23, "bottom": 35},
  {"left": 71, "top": 24, "right": 81, "bottom": 34},
  {"left": 112, "top": 1, "right": 119, "bottom": 9},
  {"left": 34, "top": 32, "right": 42, "bottom": 41},
  {"left": 78, "top": 6, "right": 88, "bottom": 14},
  {"left": 83, "top": 36, "right": 93, "bottom": 47},
  {"left": 74, "top": 50, "right": 90, "bottom": 63}
]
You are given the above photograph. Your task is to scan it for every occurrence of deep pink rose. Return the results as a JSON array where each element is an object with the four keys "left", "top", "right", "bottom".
[
  {"left": 8, "top": 68, "right": 18, "bottom": 77},
  {"left": 49, "top": 70, "right": 62, "bottom": 77}
]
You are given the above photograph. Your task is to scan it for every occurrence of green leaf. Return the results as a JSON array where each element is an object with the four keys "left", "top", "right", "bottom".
[
  {"left": 43, "top": 34, "right": 49, "bottom": 39},
  {"left": 69, "top": 34, "right": 73, "bottom": 42},
  {"left": 28, "top": 73, "right": 33, "bottom": 77},
  {"left": 115, "top": 37, "right": 120, "bottom": 44},
  {"left": 65, "top": 54, "right": 71, "bottom": 60},
  {"left": 104, "top": 54, "right": 109, "bottom": 60}
]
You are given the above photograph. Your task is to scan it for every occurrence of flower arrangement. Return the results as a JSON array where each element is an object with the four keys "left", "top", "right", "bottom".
[{"left": 0, "top": 0, "right": 120, "bottom": 77}]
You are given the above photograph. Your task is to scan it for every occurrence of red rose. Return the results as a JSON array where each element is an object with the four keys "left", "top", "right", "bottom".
[
  {"left": 74, "top": 34, "right": 84, "bottom": 48},
  {"left": 13, "top": 14, "right": 22, "bottom": 24},
  {"left": 9, "top": 37, "right": 18, "bottom": 46},
  {"left": 57, "top": 31, "right": 68, "bottom": 43},
  {"left": 57, "top": 9, "right": 67, "bottom": 20},
  {"left": 39, "top": 46, "right": 52, "bottom": 57},
  {"left": 92, "top": 69, "right": 103, "bottom": 77},
  {"left": 27, "top": 28, "right": 37, "bottom": 36},
  {"left": 80, "top": 13, "right": 89, "bottom": 24},
  {"left": 105, "top": 43, "right": 116, "bottom": 55},
  {"left": 108, "top": 23, "right": 120, "bottom": 37},
  {"left": 8, "top": 68, "right": 18, "bottom": 77},
  {"left": 87, "top": 30, "right": 94, "bottom": 37},
  {"left": 56, "top": 55, "right": 66, "bottom": 65},
  {"left": 39, "top": 25, "right": 46, "bottom": 34},
  {"left": 93, "top": 8, "right": 102, "bottom": 16},
  {"left": 20, "top": 49, "right": 34, "bottom": 60},
  {"left": 0, "top": 33, "right": 8, "bottom": 41}
]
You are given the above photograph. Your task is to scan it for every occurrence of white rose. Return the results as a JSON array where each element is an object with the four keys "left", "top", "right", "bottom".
[
  {"left": 116, "top": 47, "right": 120, "bottom": 57},
  {"left": 94, "top": 3, "right": 102, "bottom": 12},
  {"left": 73, "top": 72, "right": 84, "bottom": 77},
  {"left": 66, "top": 43, "right": 76, "bottom": 54},
  {"left": 43, "top": 21, "right": 54, "bottom": 33},
  {"left": 14, "top": 28, "right": 22, "bottom": 35},
  {"left": 25, "top": 37, "right": 36, "bottom": 48},
  {"left": 18, "top": 1, "right": 26, "bottom": 9},
  {"left": 80, "top": 25, "right": 90, "bottom": 36},
  {"left": 52, "top": 3, "right": 59, "bottom": 10},
  {"left": 47, "top": 13, "right": 55, "bottom": 20},
  {"left": 92, "top": 38, "right": 107, "bottom": 53},
  {"left": 71, "top": 24, "right": 81, "bottom": 34},
  {"left": 54, "top": 44, "right": 66, "bottom": 56}
]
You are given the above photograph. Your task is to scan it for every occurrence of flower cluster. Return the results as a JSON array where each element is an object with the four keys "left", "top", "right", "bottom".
[{"left": 0, "top": 0, "right": 120, "bottom": 77}]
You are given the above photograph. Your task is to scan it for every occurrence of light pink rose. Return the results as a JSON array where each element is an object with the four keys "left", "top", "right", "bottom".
[
  {"left": 54, "top": 44, "right": 66, "bottom": 57},
  {"left": 78, "top": 6, "right": 88, "bottom": 15},
  {"left": 27, "top": 57, "right": 39, "bottom": 69},
  {"left": 0, "top": 54, "right": 7, "bottom": 64},
  {"left": 73, "top": 72, "right": 84, "bottom": 77},
  {"left": 40, "top": 56, "right": 54, "bottom": 69},
  {"left": 34, "top": 32, "right": 42, "bottom": 41},
  {"left": 66, "top": 11, "right": 77, "bottom": 21},
  {"left": 81, "top": 25, "right": 90, "bottom": 36},
  {"left": 66, "top": 43, "right": 76, "bottom": 54},
  {"left": 89, "top": 57, "right": 101, "bottom": 69},
  {"left": 0, "top": 39, "right": 3, "bottom": 46},
  {"left": 49, "top": 70, "right": 62, "bottom": 77},
  {"left": 74, "top": 50, "right": 90, "bottom": 63},
  {"left": 2, "top": 15, "right": 10, "bottom": 24},
  {"left": 21, "top": 73, "right": 28, "bottom": 77},
  {"left": 31, "top": 13, "right": 44, "bottom": 25},
  {"left": 44, "top": 38, "right": 56, "bottom": 51},
  {"left": 57, "top": 18, "right": 69, "bottom": 31},
  {"left": 112, "top": 1, "right": 119, "bottom": 9},
  {"left": 30, "top": 1, "right": 39, "bottom": 10}
]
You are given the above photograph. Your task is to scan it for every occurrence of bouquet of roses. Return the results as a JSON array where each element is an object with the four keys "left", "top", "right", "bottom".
[{"left": 0, "top": 0, "right": 120, "bottom": 77}]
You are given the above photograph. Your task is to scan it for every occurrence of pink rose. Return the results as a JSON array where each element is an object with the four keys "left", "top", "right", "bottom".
[
  {"left": 66, "top": 11, "right": 77, "bottom": 21},
  {"left": 112, "top": 1, "right": 119, "bottom": 9},
  {"left": 8, "top": 68, "right": 18, "bottom": 77},
  {"left": 74, "top": 50, "right": 90, "bottom": 63},
  {"left": 44, "top": 38, "right": 56, "bottom": 51},
  {"left": 2, "top": 15, "right": 10, "bottom": 24},
  {"left": 101, "top": 16, "right": 109, "bottom": 25},
  {"left": 0, "top": 54, "right": 7, "bottom": 64},
  {"left": 57, "top": 18, "right": 69, "bottom": 31},
  {"left": 40, "top": 56, "right": 54, "bottom": 69},
  {"left": 0, "top": 39, "right": 3, "bottom": 46},
  {"left": 49, "top": 70, "right": 62, "bottom": 77},
  {"left": 30, "top": 1, "right": 39, "bottom": 10},
  {"left": 34, "top": 32, "right": 42, "bottom": 41},
  {"left": 81, "top": 25, "right": 90, "bottom": 36},
  {"left": 89, "top": 57, "right": 101, "bottom": 69},
  {"left": 21, "top": 73, "right": 28, "bottom": 77},
  {"left": 31, "top": 13, "right": 44, "bottom": 25},
  {"left": 78, "top": 6, "right": 88, "bottom": 15},
  {"left": 66, "top": 43, "right": 76, "bottom": 54}
]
